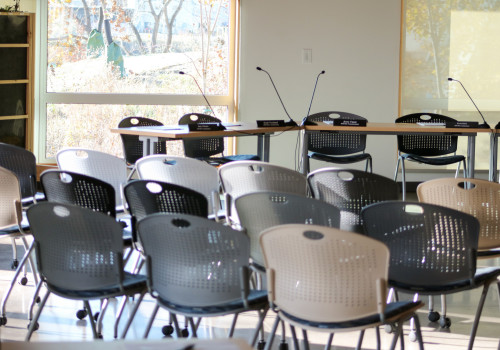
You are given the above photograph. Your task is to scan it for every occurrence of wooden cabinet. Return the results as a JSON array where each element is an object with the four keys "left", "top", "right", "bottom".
[{"left": 0, "top": 12, "right": 35, "bottom": 151}]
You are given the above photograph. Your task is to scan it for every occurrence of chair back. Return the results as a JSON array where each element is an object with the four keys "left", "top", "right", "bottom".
[
  {"left": 307, "top": 168, "right": 399, "bottom": 233},
  {"left": 135, "top": 155, "right": 220, "bottom": 216},
  {"left": 307, "top": 111, "right": 368, "bottom": 155},
  {"left": 260, "top": 224, "right": 389, "bottom": 323},
  {"left": 235, "top": 191, "right": 340, "bottom": 267},
  {"left": 56, "top": 148, "right": 129, "bottom": 207},
  {"left": 179, "top": 113, "right": 224, "bottom": 158},
  {"left": 417, "top": 177, "right": 500, "bottom": 251},
  {"left": 361, "top": 201, "right": 479, "bottom": 289},
  {"left": 27, "top": 202, "right": 125, "bottom": 291},
  {"left": 138, "top": 213, "right": 250, "bottom": 306},
  {"left": 123, "top": 179, "right": 209, "bottom": 241},
  {"left": 395, "top": 113, "right": 459, "bottom": 156},
  {"left": 0, "top": 143, "right": 37, "bottom": 200},
  {"left": 0, "top": 166, "right": 23, "bottom": 230},
  {"left": 219, "top": 161, "right": 307, "bottom": 200},
  {"left": 40, "top": 170, "right": 116, "bottom": 217},
  {"left": 118, "top": 116, "right": 166, "bottom": 165}
]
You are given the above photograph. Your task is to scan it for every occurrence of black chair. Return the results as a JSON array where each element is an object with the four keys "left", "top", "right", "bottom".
[
  {"left": 307, "top": 168, "right": 400, "bottom": 233},
  {"left": 179, "top": 113, "right": 260, "bottom": 165},
  {"left": 394, "top": 112, "right": 467, "bottom": 199},
  {"left": 117, "top": 116, "right": 167, "bottom": 170},
  {"left": 361, "top": 201, "right": 500, "bottom": 350},
  {"left": 121, "top": 213, "right": 269, "bottom": 344},
  {"left": 305, "top": 111, "right": 372, "bottom": 173},
  {"left": 25, "top": 202, "right": 147, "bottom": 341}
]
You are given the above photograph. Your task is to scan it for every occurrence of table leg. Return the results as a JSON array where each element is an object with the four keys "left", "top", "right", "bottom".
[
  {"left": 139, "top": 136, "right": 159, "bottom": 157},
  {"left": 301, "top": 131, "right": 309, "bottom": 175},
  {"left": 489, "top": 133, "right": 498, "bottom": 182},
  {"left": 467, "top": 135, "right": 476, "bottom": 178}
]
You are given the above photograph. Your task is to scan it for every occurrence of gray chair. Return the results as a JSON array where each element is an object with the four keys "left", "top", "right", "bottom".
[
  {"left": 25, "top": 202, "right": 147, "bottom": 341},
  {"left": 120, "top": 213, "right": 268, "bottom": 344},
  {"left": 307, "top": 168, "right": 399, "bottom": 233},
  {"left": 260, "top": 223, "right": 424, "bottom": 350},
  {"left": 361, "top": 201, "right": 500, "bottom": 350}
]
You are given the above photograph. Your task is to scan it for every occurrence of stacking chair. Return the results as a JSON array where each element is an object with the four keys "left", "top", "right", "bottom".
[
  {"left": 25, "top": 202, "right": 147, "bottom": 341},
  {"left": 120, "top": 213, "right": 269, "bottom": 343},
  {"left": 56, "top": 148, "right": 129, "bottom": 210},
  {"left": 307, "top": 168, "right": 399, "bottom": 233},
  {"left": 305, "top": 111, "right": 372, "bottom": 173},
  {"left": 394, "top": 113, "right": 467, "bottom": 199},
  {"left": 0, "top": 143, "right": 43, "bottom": 273},
  {"left": 117, "top": 116, "right": 167, "bottom": 178},
  {"left": 260, "top": 224, "right": 424, "bottom": 350},
  {"left": 179, "top": 113, "right": 260, "bottom": 165},
  {"left": 0, "top": 166, "right": 38, "bottom": 327},
  {"left": 361, "top": 201, "right": 500, "bottom": 350},
  {"left": 219, "top": 160, "right": 307, "bottom": 221},
  {"left": 135, "top": 155, "right": 221, "bottom": 219}
]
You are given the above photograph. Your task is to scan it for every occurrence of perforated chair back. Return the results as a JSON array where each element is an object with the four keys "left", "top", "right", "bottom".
[
  {"left": 135, "top": 155, "right": 220, "bottom": 216},
  {"left": 307, "top": 111, "right": 368, "bottom": 155},
  {"left": 307, "top": 168, "right": 399, "bottom": 233},
  {"left": 361, "top": 201, "right": 479, "bottom": 289},
  {"left": 417, "top": 178, "right": 500, "bottom": 252},
  {"left": 40, "top": 170, "right": 116, "bottom": 217},
  {"left": 124, "top": 180, "right": 209, "bottom": 242},
  {"left": 118, "top": 116, "right": 166, "bottom": 165},
  {"left": 27, "top": 202, "right": 126, "bottom": 291},
  {"left": 0, "top": 166, "right": 23, "bottom": 230},
  {"left": 179, "top": 113, "right": 224, "bottom": 158},
  {"left": 260, "top": 224, "right": 389, "bottom": 323},
  {"left": 56, "top": 148, "right": 129, "bottom": 207},
  {"left": 0, "top": 143, "right": 38, "bottom": 201},
  {"left": 138, "top": 213, "right": 250, "bottom": 306},
  {"left": 219, "top": 161, "right": 307, "bottom": 199},
  {"left": 396, "top": 113, "right": 459, "bottom": 156},
  {"left": 235, "top": 192, "right": 340, "bottom": 268}
]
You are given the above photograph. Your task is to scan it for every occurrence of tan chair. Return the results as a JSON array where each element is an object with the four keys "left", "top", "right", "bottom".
[
  {"left": 260, "top": 224, "right": 424, "bottom": 350},
  {"left": 417, "top": 177, "right": 500, "bottom": 257}
]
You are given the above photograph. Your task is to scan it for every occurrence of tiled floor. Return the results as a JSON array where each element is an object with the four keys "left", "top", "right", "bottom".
[{"left": 0, "top": 242, "right": 499, "bottom": 349}]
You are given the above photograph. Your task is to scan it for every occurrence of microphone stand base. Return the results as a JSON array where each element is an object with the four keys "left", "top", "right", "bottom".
[{"left": 284, "top": 120, "right": 298, "bottom": 127}]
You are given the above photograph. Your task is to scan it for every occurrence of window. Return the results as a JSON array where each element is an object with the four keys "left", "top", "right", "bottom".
[
  {"left": 37, "top": 0, "right": 237, "bottom": 162},
  {"left": 401, "top": 0, "right": 500, "bottom": 170}
]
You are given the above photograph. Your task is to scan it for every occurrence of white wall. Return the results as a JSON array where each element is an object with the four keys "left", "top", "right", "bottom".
[{"left": 238, "top": 0, "right": 401, "bottom": 178}]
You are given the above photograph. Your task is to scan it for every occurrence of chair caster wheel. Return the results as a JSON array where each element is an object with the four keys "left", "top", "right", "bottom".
[
  {"left": 19, "top": 277, "right": 28, "bottom": 285},
  {"left": 279, "top": 342, "right": 289, "bottom": 350},
  {"left": 76, "top": 309, "right": 88, "bottom": 320},
  {"left": 93, "top": 312, "right": 99, "bottom": 321},
  {"left": 97, "top": 334, "right": 104, "bottom": 339},
  {"left": 36, "top": 296, "right": 41, "bottom": 303},
  {"left": 181, "top": 328, "right": 189, "bottom": 337},
  {"left": 439, "top": 317, "right": 451, "bottom": 328},
  {"left": 257, "top": 340, "right": 266, "bottom": 350},
  {"left": 428, "top": 311, "right": 440, "bottom": 322},
  {"left": 11, "top": 260, "right": 19, "bottom": 270},
  {"left": 409, "top": 331, "right": 417, "bottom": 342},
  {"left": 384, "top": 324, "right": 395, "bottom": 334},
  {"left": 162, "top": 325, "right": 174, "bottom": 336},
  {"left": 0, "top": 316, "right": 7, "bottom": 326},
  {"left": 27, "top": 322, "right": 39, "bottom": 331}
]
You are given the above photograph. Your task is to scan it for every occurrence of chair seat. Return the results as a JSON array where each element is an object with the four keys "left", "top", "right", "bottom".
[
  {"left": 390, "top": 266, "right": 500, "bottom": 294},
  {"left": 309, "top": 151, "right": 371, "bottom": 165},
  {"left": 48, "top": 272, "right": 147, "bottom": 300},
  {"left": 280, "top": 300, "right": 423, "bottom": 331},
  {"left": 401, "top": 153, "right": 465, "bottom": 166},
  {"left": 200, "top": 154, "right": 260, "bottom": 166},
  {"left": 157, "top": 289, "right": 268, "bottom": 316}
]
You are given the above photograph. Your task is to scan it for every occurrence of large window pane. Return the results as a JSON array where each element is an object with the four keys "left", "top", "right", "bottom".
[
  {"left": 401, "top": 0, "right": 500, "bottom": 170},
  {"left": 47, "top": 0, "right": 230, "bottom": 95}
]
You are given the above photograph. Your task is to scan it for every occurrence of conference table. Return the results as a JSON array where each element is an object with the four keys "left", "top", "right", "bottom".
[
  {"left": 111, "top": 122, "right": 300, "bottom": 162},
  {"left": 302, "top": 122, "right": 492, "bottom": 176}
]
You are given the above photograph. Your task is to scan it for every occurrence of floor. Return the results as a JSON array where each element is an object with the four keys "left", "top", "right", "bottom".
[{"left": 0, "top": 240, "right": 500, "bottom": 349}]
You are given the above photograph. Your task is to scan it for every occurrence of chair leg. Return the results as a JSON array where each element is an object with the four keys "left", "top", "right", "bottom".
[
  {"left": 263, "top": 315, "right": 281, "bottom": 350},
  {"left": 28, "top": 279, "right": 44, "bottom": 324},
  {"left": 394, "top": 156, "right": 401, "bottom": 182},
  {"left": 10, "top": 237, "right": 18, "bottom": 270},
  {"left": 389, "top": 320, "right": 403, "bottom": 350},
  {"left": 325, "top": 333, "right": 334, "bottom": 350},
  {"left": 83, "top": 300, "right": 99, "bottom": 339},
  {"left": 250, "top": 306, "right": 269, "bottom": 347},
  {"left": 366, "top": 157, "right": 373, "bottom": 173},
  {"left": 143, "top": 303, "right": 160, "bottom": 339},
  {"left": 355, "top": 330, "right": 365, "bottom": 350},
  {"left": 401, "top": 158, "right": 407, "bottom": 201},
  {"left": 467, "top": 283, "right": 491, "bottom": 350},
  {"left": 412, "top": 314, "right": 425, "bottom": 350},
  {"left": 302, "top": 329, "right": 310, "bottom": 350},
  {"left": 119, "top": 292, "right": 146, "bottom": 339},
  {"left": 25, "top": 290, "right": 50, "bottom": 341},
  {"left": 290, "top": 325, "right": 301, "bottom": 350}
]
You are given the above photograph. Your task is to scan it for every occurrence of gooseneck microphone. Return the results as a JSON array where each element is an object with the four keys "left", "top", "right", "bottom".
[
  {"left": 448, "top": 77, "right": 490, "bottom": 129},
  {"left": 256, "top": 67, "right": 298, "bottom": 127},
  {"left": 302, "top": 70, "right": 326, "bottom": 126},
  {"left": 179, "top": 71, "right": 217, "bottom": 118}
]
